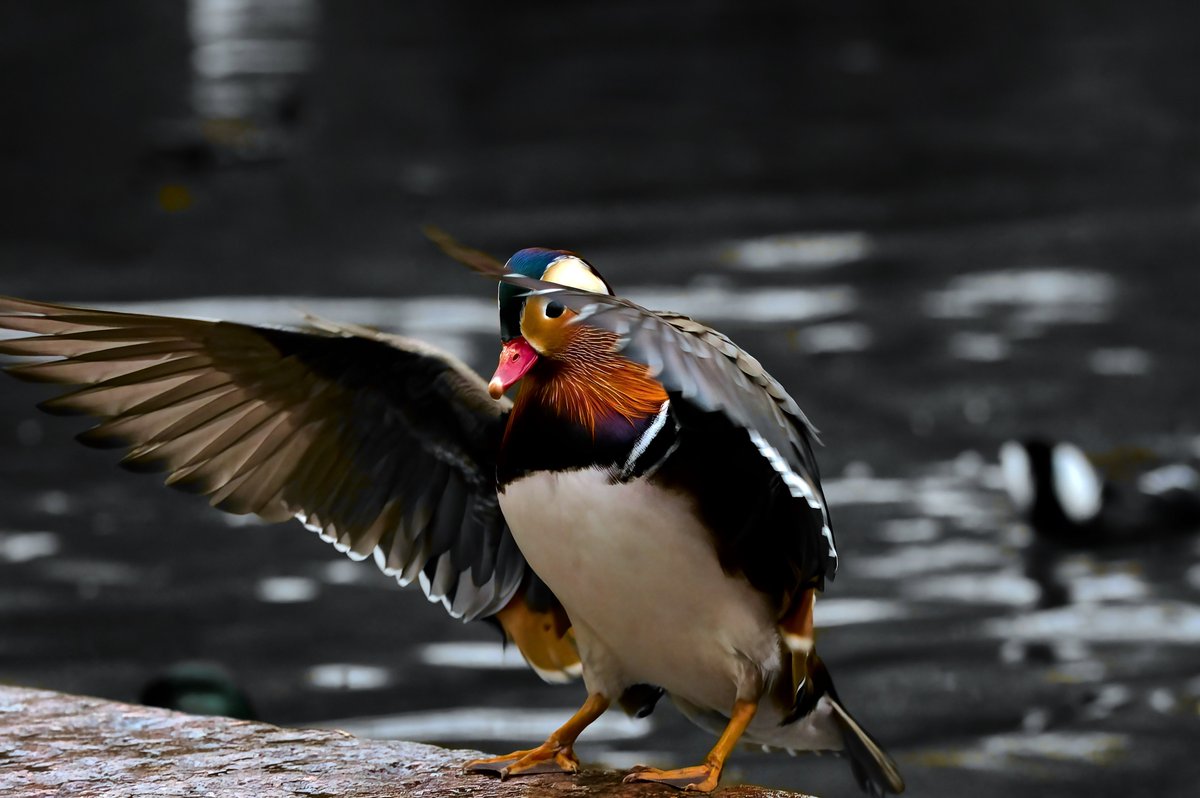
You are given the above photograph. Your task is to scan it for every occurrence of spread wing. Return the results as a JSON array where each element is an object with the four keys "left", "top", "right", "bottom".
[
  {"left": 0, "top": 295, "right": 529, "bottom": 621},
  {"left": 429, "top": 229, "right": 839, "bottom": 590}
]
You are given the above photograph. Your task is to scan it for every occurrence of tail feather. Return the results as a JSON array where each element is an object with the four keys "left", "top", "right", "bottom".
[{"left": 828, "top": 697, "right": 905, "bottom": 796}]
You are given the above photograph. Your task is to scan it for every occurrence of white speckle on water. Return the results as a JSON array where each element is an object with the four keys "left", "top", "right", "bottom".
[
  {"left": 33, "top": 491, "right": 72, "bottom": 516},
  {"left": 1021, "top": 707, "right": 1050, "bottom": 733},
  {"left": 630, "top": 284, "right": 858, "bottom": 324},
  {"left": 1147, "top": 687, "right": 1178, "bottom": 714},
  {"left": 822, "top": 476, "right": 910, "bottom": 506},
  {"left": 842, "top": 460, "right": 874, "bottom": 479},
  {"left": 986, "top": 601, "right": 1200, "bottom": 644},
  {"left": 39, "top": 559, "right": 144, "bottom": 587},
  {"left": 982, "top": 732, "right": 1128, "bottom": 765},
  {"left": 953, "top": 450, "right": 987, "bottom": 479},
  {"left": 905, "top": 570, "right": 1040, "bottom": 607},
  {"left": 306, "top": 663, "right": 392, "bottom": 691},
  {"left": 1083, "top": 684, "right": 1131, "bottom": 720},
  {"left": 1138, "top": 463, "right": 1199, "bottom": 496},
  {"left": 0, "top": 531, "right": 60, "bottom": 563},
  {"left": 319, "top": 559, "right": 369, "bottom": 586},
  {"left": 1088, "top": 347, "right": 1153, "bottom": 376},
  {"left": 855, "top": 541, "right": 1006, "bottom": 579},
  {"left": 875, "top": 517, "right": 942, "bottom": 543},
  {"left": 1069, "top": 571, "right": 1148, "bottom": 604},
  {"left": 948, "top": 332, "right": 1010, "bottom": 362},
  {"left": 795, "top": 321, "right": 873, "bottom": 354},
  {"left": 255, "top": 576, "right": 319, "bottom": 603},
  {"left": 219, "top": 512, "right": 266, "bottom": 528},
  {"left": 418, "top": 641, "right": 531, "bottom": 670},
  {"left": 815, "top": 598, "right": 911, "bottom": 627},
  {"left": 319, "top": 707, "right": 650, "bottom": 742},
  {"left": 917, "top": 731, "right": 1129, "bottom": 771},
  {"left": 726, "top": 231, "right": 873, "bottom": 270},
  {"left": 924, "top": 268, "right": 1117, "bottom": 325}
]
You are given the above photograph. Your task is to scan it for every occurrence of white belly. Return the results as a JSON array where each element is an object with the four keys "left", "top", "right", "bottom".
[{"left": 499, "top": 468, "right": 783, "bottom": 714}]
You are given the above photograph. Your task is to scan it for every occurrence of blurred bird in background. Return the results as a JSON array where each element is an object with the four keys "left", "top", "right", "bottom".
[{"left": 999, "top": 438, "right": 1200, "bottom": 544}]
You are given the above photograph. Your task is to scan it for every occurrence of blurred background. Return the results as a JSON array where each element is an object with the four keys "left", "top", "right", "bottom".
[{"left": 1, "top": 1, "right": 1198, "bottom": 796}]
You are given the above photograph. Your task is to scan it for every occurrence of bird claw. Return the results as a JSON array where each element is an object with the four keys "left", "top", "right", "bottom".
[
  {"left": 623, "top": 764, "right": 720, "bottom": 792},
  {"left": 466, "top": 744, "right": 580, "bottom": 779}
]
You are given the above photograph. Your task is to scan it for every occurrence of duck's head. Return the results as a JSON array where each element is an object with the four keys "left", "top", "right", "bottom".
[{"left": 489, "top": 247, "right": 613, "bottom": 399}]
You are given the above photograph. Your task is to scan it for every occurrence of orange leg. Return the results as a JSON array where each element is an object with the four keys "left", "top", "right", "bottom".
[
  {"left": 466, "top": 693, "right": 610, "bottom": 779},
  {"left": 624, "top": 699, "right": 758, "bottom": 792},
  {"left": 781, "top": 587, "right": 816, "bottom": 654},
  {"left": 780, "top": 588, "right": 818, "bottom": 723}
]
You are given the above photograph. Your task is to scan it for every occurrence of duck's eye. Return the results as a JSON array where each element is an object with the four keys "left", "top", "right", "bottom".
[{"left": 545, "top": 301, "right": 565, "bottom": 319}]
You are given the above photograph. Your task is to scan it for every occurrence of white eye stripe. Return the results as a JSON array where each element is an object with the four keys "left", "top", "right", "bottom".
[{"left": 543, "top": 257, "right": 610, "bottom": 294}]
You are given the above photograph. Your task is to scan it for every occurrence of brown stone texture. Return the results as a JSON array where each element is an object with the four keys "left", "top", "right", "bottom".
[{"left": 0, "top": 686, "right": 814, "bottom": 798}]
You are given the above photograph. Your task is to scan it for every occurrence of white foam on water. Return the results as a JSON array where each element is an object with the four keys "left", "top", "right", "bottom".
[{"left": 318, "top": 707, "right": 650, "bottom": 742}]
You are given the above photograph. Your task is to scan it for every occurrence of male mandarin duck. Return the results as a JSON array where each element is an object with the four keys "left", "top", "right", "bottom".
[{"left": 0, "top": 231, "right": 904, "bottom": 796}]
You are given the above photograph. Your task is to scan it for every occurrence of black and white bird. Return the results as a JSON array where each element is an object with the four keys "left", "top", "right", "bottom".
[
  {"left": 0, "top": 232, "right": 904, "bottom": 795},
  {"left": 999, "top": 438, "right": 1200, "bottom": 543}
]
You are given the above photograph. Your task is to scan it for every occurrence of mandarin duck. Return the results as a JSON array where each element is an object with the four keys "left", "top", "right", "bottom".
[
  {"left": 1000, "top": 438, "right": 1200, "bottom": 544},
  {"left": 0, "top": 232, "right": 904, "bottom": 795}
]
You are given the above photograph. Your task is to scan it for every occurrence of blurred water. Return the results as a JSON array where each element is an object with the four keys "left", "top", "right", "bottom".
[{"left": 1, "top": 2, "right": 1199, "bottom": 797}]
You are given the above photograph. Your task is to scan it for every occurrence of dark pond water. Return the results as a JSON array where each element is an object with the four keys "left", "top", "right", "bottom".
[{"left": 1, "top": 2, "right": 1198, "bottom": 797}]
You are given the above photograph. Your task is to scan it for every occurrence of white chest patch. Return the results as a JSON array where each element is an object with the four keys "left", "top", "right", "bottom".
[{"left": 499, "top": 468, "right": 782, "bottom": 713}]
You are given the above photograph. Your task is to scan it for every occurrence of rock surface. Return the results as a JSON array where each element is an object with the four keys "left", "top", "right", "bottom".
[{"left": 0, "top": 685, "right": 813, "bottom": 798}]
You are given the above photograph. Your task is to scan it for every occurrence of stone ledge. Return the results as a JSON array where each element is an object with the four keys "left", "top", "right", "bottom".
[{"left": 0, "top": 685, "right": 814, "bottom": 797}]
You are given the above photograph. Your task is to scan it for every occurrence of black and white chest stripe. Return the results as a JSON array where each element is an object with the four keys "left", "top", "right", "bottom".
[{"left": 613, "top": 400, "right": 680, "bottom": 482}]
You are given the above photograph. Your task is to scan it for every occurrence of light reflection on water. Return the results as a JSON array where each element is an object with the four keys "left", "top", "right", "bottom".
[
  {"left": 725, "top": 231, "right": 874, "bottom": 271},
  {"left": 923, "top": 268, "right": 1118, "bottom": 326}
]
